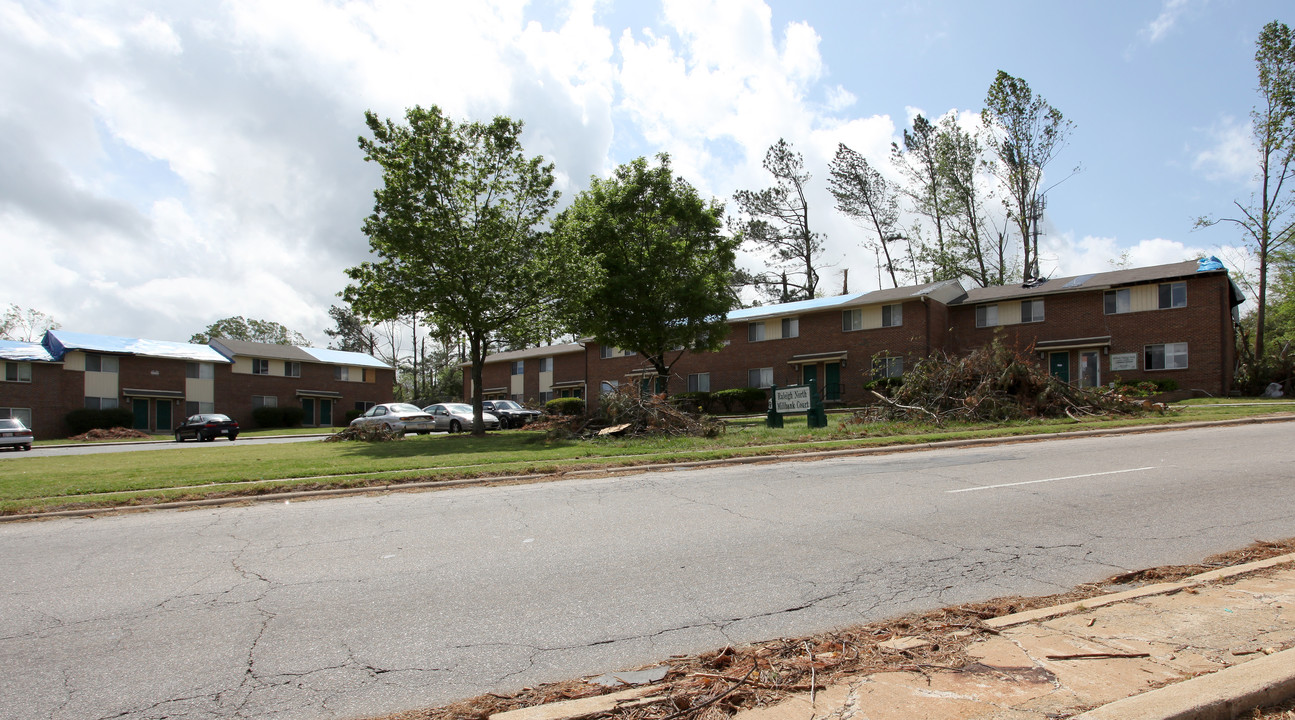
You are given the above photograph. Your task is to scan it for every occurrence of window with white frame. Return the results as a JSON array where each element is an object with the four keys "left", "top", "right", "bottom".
[
  {"left": 748, "top": 322, "right": 766, "bottom": 342},
  {"left": 3, "top": 362, "right": 32, "bottom": 383},
  {"left": 1158, "top": 282, "right": 1187, "bottom": 309},
  {"left": 84, "top": 396, "right": 118, "bottom": 410},
  {"left": 599, "top": 345, "right": 615, "bottom": 359},
  {"left": 252, "top": 395, "right": 278, "bottom": 408},
  {"left": 185, "top": 362, "right": 214, "bottom": 380},
  {"left": 510, "top": 393, "right": 523, "bottom": 402},
  {"left": 842, "top": 309, "right": 863, "bottom": 331},
  {"left": 600, "top": 380, "right": 619, "bottom": 395},
  {"left": 284, "top": 361, "right": 301, "bottom": 377},
  {"left": 252, "top": 358, "right": 270, "bottom": 375},
  {"left": 1145, "top": 342, "right": 1188, "bottom": 370},
  {"left": 975, "top": 305, "right": 999, "bottom": 328},
  {"left": 539, "top": 357, "right": 553, "bottom": 373},
  {"left": 781, "top": 317, "right": 799, "bottom": 338},
  {"left": 747, "top": 367, "right": 773, "bottom": 388},
  {"left": 510, "top": 360, "right": 524, "bottom": 375},
  {"left": 1104, "top": 288, "right": 1131, "bottom": 314},
  {"left": 354, "top": 400, "right": 375, "bottom": 411},
  {"left": 334, "top": 366, "right": 349, "bottom": 381},
  {"left": 0, "top": 407, "right": 33, "bottom": 426},
  {"left": 687, "top": 372, "right": 710, "bottom": 392},
  {"left": 873, "top": 356, "right": 904, "bottom": 379},
  {"left": 882, "top": 304, "right": 903, "bottom": 327},
  {"left": 85, "top": 354, "right": 119, "bottom": 373},
  {"left": 1020, "top": 299, "right": 1045, "bottom": 323}
]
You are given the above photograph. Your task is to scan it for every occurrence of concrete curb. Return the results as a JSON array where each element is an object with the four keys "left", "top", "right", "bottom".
[
  {"left": 986, "top": 551, "right": 1295, "bottom": 629},
  {"left": 4, "top": 414, "right": 1293, "bottom": 523},
  {"left": 1072, "top": 646, "right": 1295, "bottom": 720}
]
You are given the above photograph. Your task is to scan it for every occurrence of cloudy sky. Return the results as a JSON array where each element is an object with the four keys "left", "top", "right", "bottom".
[{"left": 0, "top": 0, "right": 1285, "bottom": 345}]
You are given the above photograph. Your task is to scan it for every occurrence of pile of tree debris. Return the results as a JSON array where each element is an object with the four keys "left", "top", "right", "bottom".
[
  {"left": 68, "top": 427, "right": 152, "bottom": 441},
  {"left": 855, "top": 341, "right": 1159, "bottom": 425},
  {"left": 547, "top": 387, "right": 724, "bottom": 440},
  {"left": 323, "top": 425, "right": 404, "bottom": 443}
]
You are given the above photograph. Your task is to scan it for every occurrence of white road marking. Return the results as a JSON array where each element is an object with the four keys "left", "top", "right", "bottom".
[{"left": 947, "top": 466, "right": 1158, "bottom": 494}]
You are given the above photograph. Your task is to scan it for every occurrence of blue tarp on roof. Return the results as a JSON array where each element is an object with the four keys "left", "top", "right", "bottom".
[
  {"left": 0, "top": 340, "right": 56, "bottom": 362},
  {"left": 45, "top": 330, "right": 231, "bottom": 363},
  {"left": 301, "top": 347, "right": 391, "bottom": 369},
  {"left": 727, "top": 292, "right": 869, "bottom": 322}
]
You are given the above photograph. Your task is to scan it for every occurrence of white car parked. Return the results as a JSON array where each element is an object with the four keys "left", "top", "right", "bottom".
[
  {"left": 348, "top": 403, "right": 437, "bottom": 434},
  {"left": 0, "top": 417, "right": 33, "bottom": 451}
]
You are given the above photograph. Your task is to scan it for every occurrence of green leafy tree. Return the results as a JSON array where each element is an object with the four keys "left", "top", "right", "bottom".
[
  {"left": 0, "top": 305, "right": 60, "bottom": 342},
  {"left": 732, "top": 139, "right": 824, "bottom": 302},
  {"left": 982, "top": 71, "right": 1073, "bottom": 280},
  {"left": 190, "top": 316, "right": 310, "bottom": 345},
  {"left": 828, "top": 143, "right": 908, "bottom": 287},
  {"left": 553, "top": 154, "right": 737, "bottom": 382},
  {"left": 934, "top": 115, "right": 1007, "bottom": 287},
  {"left": 892, "top": 114, "right": 957, "bottom": 281},
  {"left": 1198, "top": 21, "right": 1295, "bottom": 360},
  {"left": 344, "top": 105, "right": 584, "bottom": 434}
]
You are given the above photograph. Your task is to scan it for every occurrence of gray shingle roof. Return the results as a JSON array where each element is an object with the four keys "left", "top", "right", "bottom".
[{"left": 952, "top": 260, "right": 1222, "bottom": 305}]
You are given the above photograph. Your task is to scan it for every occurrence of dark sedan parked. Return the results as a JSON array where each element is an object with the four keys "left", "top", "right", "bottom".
[
  {"left": 174, "top": 413, "right": 240, "bottom": 442},
  {"left": 481, "top": 400, "right": 542, "bottom": 429}
]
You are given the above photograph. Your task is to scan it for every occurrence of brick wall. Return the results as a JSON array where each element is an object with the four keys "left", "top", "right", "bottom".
[
  {"left": 215, "top": 363, "right": 394, "bottom": 429},
  {"left": 0, "top": 363, "right": 67, "bottom": 438},
  {"left": 581, "top": 298, "right": 937, "bottom": 410},
  {"left": 948, "top": 273, "right": 1235, "bottom": 395}
]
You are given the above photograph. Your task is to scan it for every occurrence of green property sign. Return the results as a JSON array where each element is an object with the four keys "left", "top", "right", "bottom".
[{"left": 766, "top": 380, "right": 828, "bottom": 428}]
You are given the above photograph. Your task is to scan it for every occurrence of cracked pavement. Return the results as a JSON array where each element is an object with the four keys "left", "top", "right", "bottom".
[{"left": 1, "top": 422, "right": 1293, "bottom": 720}]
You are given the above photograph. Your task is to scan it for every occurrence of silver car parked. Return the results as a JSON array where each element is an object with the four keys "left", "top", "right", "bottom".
[
  {"left": 422, "top": 403, "right": 500, "bottom": 433},
  {"left": 0, "top": 417, "right": 33, "bottom": 451},
  {"left": 348, "top": 403, "right": 437, "bottom": 434}
]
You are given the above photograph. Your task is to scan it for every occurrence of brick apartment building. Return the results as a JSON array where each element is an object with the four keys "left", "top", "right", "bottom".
[
  {"left": 0, "top": 331, "right": 394, "bottom": 439},
  {"left": 466, "top": 260, "right": 1243, "bottom": 410}
]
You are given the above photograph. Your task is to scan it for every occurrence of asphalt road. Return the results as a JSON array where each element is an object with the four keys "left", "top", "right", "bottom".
[{"left": 2, "top": 422, "right": 1292, "bottom": 720}]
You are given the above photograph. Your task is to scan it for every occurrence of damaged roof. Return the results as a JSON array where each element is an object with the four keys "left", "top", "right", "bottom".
[
  {"left": 953, "top": 260, "right": 1242, "bottom": 305},
  {"left": 45, "top": 330, "right": 230, "bottom": 363},
  {"left": 473, "top": 342, "right": 585, "bottom": 367},
  {"left": 300, "top": 346, "right": 392, "bottom": 369},
  {"left": 209, "top": 338, "right": 391, "bottom": 369},
  {"left": 0, "top": 340, "right": 56, "bottom": 362},
  {"left": 728, "top": 279, "right": 965, "bottom": 323}
]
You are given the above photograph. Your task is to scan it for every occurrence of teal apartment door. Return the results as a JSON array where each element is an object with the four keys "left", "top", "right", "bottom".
[
  {"left": 824, "top": 362, "right": 841, "bottom": 401},
  {"left": 301, "top": 397, "right": 316, "bottom": 427},
  {"left": 133, "top": 399, "right": 150, "bottom": 430},
  {"left": 1049, "top": 352, "right": 1070, "bottom": 383},
  {"left": 156, "top": 401, "right": 172, "bottom": 432},
  {"left": 802, "top": 364, "right": 817, "bottom": 386},
  {"left": 320, "top": 399, "right": 333, "bottom": 427}
]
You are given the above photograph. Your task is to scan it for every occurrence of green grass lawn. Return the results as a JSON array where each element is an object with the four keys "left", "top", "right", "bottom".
[{"left": 4, "top": 403, "right": 1290, "bottom": 516}]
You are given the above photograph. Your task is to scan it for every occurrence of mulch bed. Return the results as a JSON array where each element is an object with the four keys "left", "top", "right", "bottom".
[{"left": 67, "top": 427, "right": 153, "bottom": 441}]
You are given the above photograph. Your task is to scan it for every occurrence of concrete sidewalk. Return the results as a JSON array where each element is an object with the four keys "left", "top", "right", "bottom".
[{"left": 735, "top": 555, "right": 1295, "bottom": 720}]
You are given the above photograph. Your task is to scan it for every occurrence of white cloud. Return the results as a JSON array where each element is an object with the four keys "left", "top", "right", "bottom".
[
  {"left": 1140, "top": 0, "right": 1192, "bottom": 44},
  {"left": 1193, "top": 115, "right": 1254, "bottom": 183}
]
